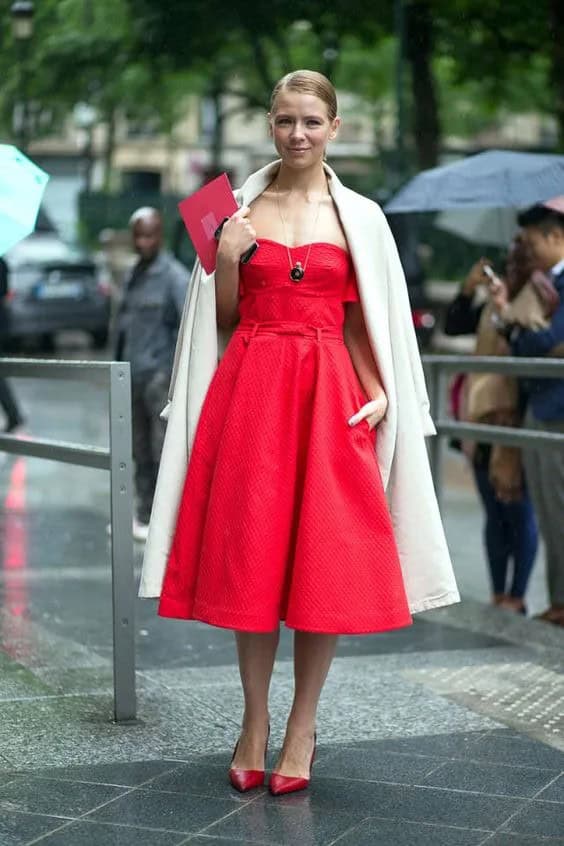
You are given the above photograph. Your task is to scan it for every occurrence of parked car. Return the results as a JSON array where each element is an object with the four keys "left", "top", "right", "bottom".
[{"left": 3, "top": 233, "right": 111, "bottom": 351}]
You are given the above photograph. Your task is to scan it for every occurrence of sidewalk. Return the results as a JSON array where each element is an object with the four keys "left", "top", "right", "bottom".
[{"left": 0, "top": 377, "right": 562, "bottom": 844}]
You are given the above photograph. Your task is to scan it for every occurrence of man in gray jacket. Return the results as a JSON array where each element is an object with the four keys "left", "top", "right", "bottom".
[{"left": 115, "top": 208, "right": 189, "bottom": 541}]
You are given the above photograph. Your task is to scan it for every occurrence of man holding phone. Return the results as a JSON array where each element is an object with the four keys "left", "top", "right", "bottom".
[{"left": 491, "top": 198, "right": 564, "bottom": 626}]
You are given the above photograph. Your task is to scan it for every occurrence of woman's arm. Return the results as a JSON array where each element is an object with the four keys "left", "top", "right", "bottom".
[
  {"left": 215, "top": 206, "right": 256, "bottom": 329},
  {"left": 444, "top": 259, "right": 491, "bottom": 336},
  {"left": 344, "top": 302, "right": 388, "bottom": 430}
]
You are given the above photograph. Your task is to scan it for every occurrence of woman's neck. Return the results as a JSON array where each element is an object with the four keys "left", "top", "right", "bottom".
[{"left": 275, "top": 162, "right": 328, "bottom": 198}]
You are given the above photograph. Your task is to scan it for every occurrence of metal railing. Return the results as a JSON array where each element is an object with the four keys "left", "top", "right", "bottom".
[
  {"left": 0, "top": 358, "right": 135, "bottom": 723},
  {"left": 423, "top": 355, "right": 564, "bottom": 510}
]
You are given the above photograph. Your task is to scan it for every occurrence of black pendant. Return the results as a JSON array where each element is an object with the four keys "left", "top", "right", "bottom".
[{"left": 290, "top": 262, "right": 305, "bottom": 282}]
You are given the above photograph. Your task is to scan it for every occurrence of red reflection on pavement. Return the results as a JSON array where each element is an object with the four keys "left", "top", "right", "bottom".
[{"left": 3, "top": 458, "right": 29, "bottom": 621}]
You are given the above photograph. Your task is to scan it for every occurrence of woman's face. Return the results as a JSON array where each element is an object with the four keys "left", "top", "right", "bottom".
[{"left": 269, "top": 91, "right": 339, "bottom": 170}]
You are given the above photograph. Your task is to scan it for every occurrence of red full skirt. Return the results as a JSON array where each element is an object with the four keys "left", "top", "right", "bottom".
[{"left": 158, "top": 241, "right": 412, "bottom": 634}]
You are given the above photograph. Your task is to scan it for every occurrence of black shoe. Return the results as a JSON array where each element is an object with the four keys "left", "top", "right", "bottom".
[{"left": 4, "top": 418, "right": 25, "bottom": 434}]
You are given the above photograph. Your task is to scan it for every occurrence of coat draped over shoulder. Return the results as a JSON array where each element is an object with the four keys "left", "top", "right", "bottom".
[{"left": 139, "top": 161, "right": 459, "bottom": 614}]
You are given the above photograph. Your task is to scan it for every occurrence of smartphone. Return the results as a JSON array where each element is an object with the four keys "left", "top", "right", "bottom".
[{"left": 482, "top": 264, "right": 496, "bottom": 282}]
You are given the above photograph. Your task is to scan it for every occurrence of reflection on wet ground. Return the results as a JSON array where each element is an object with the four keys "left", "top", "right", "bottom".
[{"left": 0, "top": 351, "right": 562, "bottom": 844}]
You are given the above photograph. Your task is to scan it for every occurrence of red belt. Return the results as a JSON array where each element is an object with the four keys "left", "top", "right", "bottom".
[{"left": 237, "top": 321, "right": 344, "bottom": 343}]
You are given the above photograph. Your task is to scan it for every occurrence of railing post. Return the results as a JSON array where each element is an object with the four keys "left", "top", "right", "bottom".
[
  {"left": 426, "top": 359, "right": 446, "bottom": 512},
  {"left": 108, "top": 362, "right": 136, "bottom": 722}
]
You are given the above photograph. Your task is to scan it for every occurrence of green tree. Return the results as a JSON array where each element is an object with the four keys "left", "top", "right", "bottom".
[{"left": 0, "top": 0, "right": 200, "bottom": 185}]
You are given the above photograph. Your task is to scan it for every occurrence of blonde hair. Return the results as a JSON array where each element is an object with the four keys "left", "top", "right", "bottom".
[{"left": 270, "top": 70, "right": 337, "bottom": 121}]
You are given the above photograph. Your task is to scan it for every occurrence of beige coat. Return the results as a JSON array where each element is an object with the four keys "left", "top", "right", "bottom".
[{"left": 139, "top": 161, "right": 460, "bottom": 614}]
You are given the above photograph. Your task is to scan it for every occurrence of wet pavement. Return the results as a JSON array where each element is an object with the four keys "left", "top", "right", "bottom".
[{"left": 0, "top": 348, "right": 563, "bottom": 845}]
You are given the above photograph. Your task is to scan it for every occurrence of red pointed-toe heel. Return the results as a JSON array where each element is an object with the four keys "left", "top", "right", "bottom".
[
  {"left": 228, "top": 726, "right": 270, "bottom": 793},
  {"left": 269, "top": 733, "right": 317, "bottom": 796}
]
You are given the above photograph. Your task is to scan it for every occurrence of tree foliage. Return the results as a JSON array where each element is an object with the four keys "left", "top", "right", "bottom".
[{"left": 0, "top": 0, "right": 561, "bottom": 183}]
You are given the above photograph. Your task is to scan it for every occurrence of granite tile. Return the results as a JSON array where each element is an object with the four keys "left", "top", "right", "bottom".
[
  {"left": 0, "top": 810, "right": 67, "bottom": 845},
  {"left": 0, "top": 688, "right": 238, "bottom": 769},
  {"left": 487, "top": 834, "right": 564, "bottom": 845},
  {"left": 313, "top": 747, "right": 444, "bottom": 784},
  {"left": 331, "top": 816, "right": 488, "bottom": 845},
  {"left": 146, "top": 761, "right": 260, "bottom": 801},
  {"left": 468, "top": 735, "right": 564, "bottom": 770},
  {"left": 422, "top": 760, "right": 560, "bottom": 797},
  {"left": 0, "top": 776, "right": 129, "bottom": 818},
  {"left": 135, "top": 614, "right": 506, "bottom": 672},
  {"left": 203, "top": 797, "right": 362, "bottom": 845},
  {"left": 87, "top": 788, "right": 244, "bottom": 834},
  {"left": 536, "top": 773, "right": 564, "bottom": 803},
  {"left": 186, "top": 838, "right": 273, "bottom": 846},
  {"left": 342, "top": 731, "right": 486, "bottom": 760},
  {"left": 28, "top": 760, "right": 182, "bottom": 787},
  {"left": 35, "top": 819, "right": 190, "bottom": 845},
  {"left": 502, "top": 799, "right": 564, "bottom": 838},
  {"left": 263, "top": 778, "right": 524, "bottom": 831},
  {"left": 0, "top": 657, "right": 53, "bottom": 700}
]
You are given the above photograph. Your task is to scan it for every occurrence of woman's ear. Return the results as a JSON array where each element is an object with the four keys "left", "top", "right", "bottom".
[
  {"left": 329, "top": 116, "right": 341, "bottom": 141},
  {"left": 267, "top": 112, "right": 273, "bottom": 137}
]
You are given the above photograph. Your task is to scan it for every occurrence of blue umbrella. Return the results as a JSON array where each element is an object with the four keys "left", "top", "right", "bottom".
[
  {"left": 0, "top": 144, "right": 49, "bottom": 256},
  {"left": 385, "top": 149, "right": 564, "bottom": 213}
]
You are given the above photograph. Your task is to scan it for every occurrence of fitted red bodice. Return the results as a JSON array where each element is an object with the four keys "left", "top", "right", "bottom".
[{"left": 239, "top": 238, "right": 358, "bottom": 327}]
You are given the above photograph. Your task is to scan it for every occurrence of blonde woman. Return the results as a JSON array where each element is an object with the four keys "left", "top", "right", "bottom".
[{"left": 139, "top": 70, "right": 458, "bottom": 795}]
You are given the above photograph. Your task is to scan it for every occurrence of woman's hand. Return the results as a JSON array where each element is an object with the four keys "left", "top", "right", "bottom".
[
  {"left": 348, "top": 389, "right": 388, "bottom": 431},
  {"left": 462, "top": 258, "right": 492, "bottom": 295},
  {"left": 217, "top": 206, "right": 256, "bottom": 264},
  {"left": 488, "top": 276, "right": 509, "bottom": 312}
]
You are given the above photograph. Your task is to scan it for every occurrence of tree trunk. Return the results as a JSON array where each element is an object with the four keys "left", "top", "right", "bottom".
[
  {"left": 404, "top": 0, "right": 441, "bottom": 169},
  {"left": 210, "top": 87, "right": 225, "bottom": 178},
  {"left": 549, "top": 0, "right": 564, "bottom": 150},
  {"left": 102, "top": 108, "right": 116, "bottom": 192}
]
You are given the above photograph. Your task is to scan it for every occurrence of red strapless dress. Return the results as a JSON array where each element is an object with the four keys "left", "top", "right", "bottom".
[{"left": 158, "top": 239, "right": 412, "bottom": 633}]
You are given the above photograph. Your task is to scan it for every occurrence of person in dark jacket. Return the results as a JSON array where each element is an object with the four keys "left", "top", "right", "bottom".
[
  {"left": 114, "top": 208, "right": 189, "bottom": 541},
  {"left": 0, "top": 258, "right": 24, "bottom": 433},
  {"left": 445, "top": 243, "right": 540, "bottom": 614},
  {"left": 490, "top": 198, "right": 564, "bottom": 626}
]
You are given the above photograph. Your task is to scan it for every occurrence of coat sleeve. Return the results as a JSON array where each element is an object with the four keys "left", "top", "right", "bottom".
[{"left": 381, "top": 211, "right": 436, "bottom": 436}]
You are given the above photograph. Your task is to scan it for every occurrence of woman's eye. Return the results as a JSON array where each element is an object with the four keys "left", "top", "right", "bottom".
[{"left": 276, "top": 119, "right": 291, "bottom": 125}]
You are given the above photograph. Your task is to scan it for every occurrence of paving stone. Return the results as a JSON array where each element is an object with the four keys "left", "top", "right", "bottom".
[
  {"left": 465, "top": 734, "right": 564, "bottom": 770},
  {"left": 502, "top": 799, "right": 564, "bottom": 838},
  {"left": 0, "top": 775, "right": 129, "bottom": 817},
  {"left": 187, "top": 838, "right": 272, "bottom": 846},
  {"left": 0, "top": 810, "right": 68, "bottom": 845},
  {"left": 261, "top": 777, "right": 524, "bottom": 831},
  {"left": 87, "top": 788, "right": 244, "bottom": 834},
  {"left": 487, "top": 834, "right": 564, "bottom": 845},
  {"left": 347, "top": 731, "right": 487, "bottom": 759},
  {"left": 145, "top": 761, "right": 260, "bottom": 801},
  {"left": 421, "top": 760, "right": 560, "bottom": 797},
  {"left": 331, "top": 817, "right": 489, "bottom": 845},
  {"left": 536, "top": 773, "right": 564, "bottom": 803},
  {"left": 203, "top": 798, "right": 363, "bottom": 846},
  {"left": 25, "top": 760, "right": 183, "bottom": 787},
  {"left": 313, "top": 747, "right": 445, "bottom": 783},
  {"left": 32, "top": 819, "right": 190, "bottom": 845}
]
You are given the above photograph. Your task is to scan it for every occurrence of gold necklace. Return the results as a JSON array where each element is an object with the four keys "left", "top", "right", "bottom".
[{"left": 275, "top": 182, "right": 324, "bottom": 282}]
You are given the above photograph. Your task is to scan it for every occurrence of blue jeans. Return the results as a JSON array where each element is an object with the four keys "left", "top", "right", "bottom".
[{"left": 472, "top": 460, "right": 538, "bottom": 599}]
